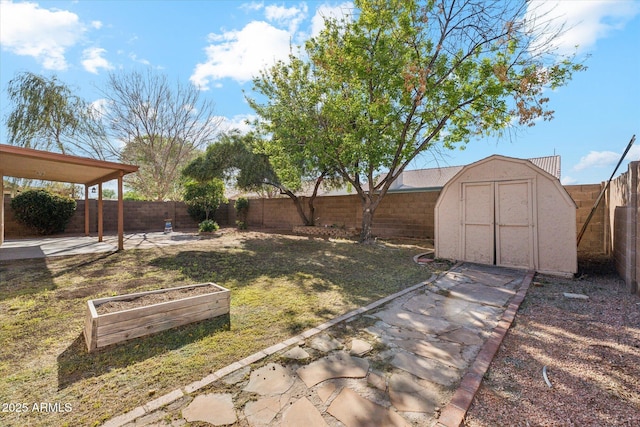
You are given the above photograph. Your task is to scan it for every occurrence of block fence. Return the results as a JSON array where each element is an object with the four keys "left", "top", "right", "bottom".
[
  {"left": 0, "top": 183, "right": 611, "bottom": 261},
  {"left": 608, "top": 161, "right": 639, "bottom": 295}
]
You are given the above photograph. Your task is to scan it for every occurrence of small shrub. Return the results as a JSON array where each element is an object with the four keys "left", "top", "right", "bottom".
[
  {"left": 198, "top": 219, "right": 219, "bottom": 233},
  {"left": 184, "top": 179, "right": 226, "bottom": 222},
  {"left": 10, "top": 190, "right": 77, "bottom": 235},
  {"left": 234, "top": 197, "right": 249, "bottom": 229}
]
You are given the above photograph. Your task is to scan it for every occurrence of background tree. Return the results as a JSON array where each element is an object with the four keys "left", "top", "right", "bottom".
[
  {"left": 101, "top": 69, "right": 221, "bottom": 201},
  {"left": 5, "top": 72, "right": 115, "bottom": 159},
  {"left": 250, "top": 0, "right": 585, "bottom": 242}
]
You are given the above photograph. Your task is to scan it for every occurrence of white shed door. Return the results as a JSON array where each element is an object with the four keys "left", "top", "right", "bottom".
[
  {"left": 462, "top": 182, "right": 495, "bottom": 265},
  {"left": 495, "top": 180, "right": 535, "bottom": 269},
  {"left": 461, "top": 180, "right": 535, "bottom": 269}
]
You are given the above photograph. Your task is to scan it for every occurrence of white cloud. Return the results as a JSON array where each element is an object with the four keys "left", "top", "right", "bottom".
[
  {"left": 91, "top": 20, "right": 103, "bottom": 30},
  {"left": 82, "top": 47, "right": 113, "bottom": 74},
  {"left": 573, "top": 150, "right": 620, "bottom": 171},
  {"left": 89, "top": 98, "right": 109, "bottom": 118},
  {"left": 561, "top": 175, "right": 577, "bottom": 185},
  {"left": 526, "top": 1, "right": 640, "bottom": 55},
  {"left": 128, "top": 52, "right": 150, "bottom": 66},
  {"left": 265, "top": 3, "right": 308, "bottom": 33},
  {"left": 219, "top": 114, "right": 256, "bottom": 134},
  {"left": 311, "top": 2, "right": 353, "bottom": 37},
  {"left": 191, "top": 21, "right": 291, "bottom": 89},
  {"left": 0, "top": 0, "right": 86, "bottom": 70},
  {"left": 240, "top": 1, "right": 264, "bottom": 13}
]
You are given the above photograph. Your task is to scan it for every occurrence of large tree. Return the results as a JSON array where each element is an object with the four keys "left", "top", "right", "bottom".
[
  {"left": 250, "top": 0, "right": 585, "bottom": 242},
  {"left": 100, "top": 69, "right": 221, "bottom": 201},
  {"left": 5, "top": 72, "right": 115, "bottom": 159}
]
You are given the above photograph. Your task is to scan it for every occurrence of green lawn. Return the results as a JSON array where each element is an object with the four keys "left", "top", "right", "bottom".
[{"left": 0, "top": 231, "right": 442, "bottom": 427}]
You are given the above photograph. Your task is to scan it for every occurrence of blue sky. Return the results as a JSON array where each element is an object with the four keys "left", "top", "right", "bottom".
[{"left": 1, "top": 0, "right": 639, "bottom": 186}]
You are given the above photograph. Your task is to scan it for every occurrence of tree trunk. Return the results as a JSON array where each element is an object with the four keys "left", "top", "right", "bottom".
[
  {"left": 359, "top": 195, "right": 381, "bottom": 244},
  {"left": 283, "top": 190, "right": 311, "bottom": 226},
  {"left": 307, "top": 174, "right": 325, "bottom": 226}
]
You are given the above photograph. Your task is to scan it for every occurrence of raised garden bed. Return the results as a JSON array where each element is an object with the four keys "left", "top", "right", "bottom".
[{"left": 84, "top": 283, "right": 230, "bottom": 352}]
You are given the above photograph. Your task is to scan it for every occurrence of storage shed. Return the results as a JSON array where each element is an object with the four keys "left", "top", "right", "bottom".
[{"left": 435, "top": 155, "right": 577, "bottom": 276}]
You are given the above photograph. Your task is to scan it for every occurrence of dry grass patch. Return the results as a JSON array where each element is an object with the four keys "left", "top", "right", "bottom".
[{"left": 0, "top": 230, "right": 441, "bottom": 427}]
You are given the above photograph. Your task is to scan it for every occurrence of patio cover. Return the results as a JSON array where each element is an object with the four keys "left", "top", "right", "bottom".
[{"left": 0, "top": 144, "right": 138, "bottom": 250}]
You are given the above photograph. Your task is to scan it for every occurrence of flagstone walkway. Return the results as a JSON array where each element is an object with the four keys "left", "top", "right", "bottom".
[{"left": 104, "top": 263, "right": 533, "bottom": 427}]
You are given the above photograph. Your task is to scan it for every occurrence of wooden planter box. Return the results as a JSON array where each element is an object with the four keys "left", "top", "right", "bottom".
[{"left": 84, "top": 283, "right": 230, "bottom": 352}]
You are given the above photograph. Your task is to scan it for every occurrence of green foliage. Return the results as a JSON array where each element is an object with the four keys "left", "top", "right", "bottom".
[
  {"left": 234, "top": 197, "right": 249, "bottom": 229},
  {"left": 183, "top": 179, "right": 227, "bottom": 222},
  {"left": 102, "top": 189, "right": 116, "bottom": 199},
  {"left": 123, "top": 191, "right": 147, "bottom": 201},
  {"left": 10, "top": 190, "right": 77, "bottom": 235},
  {"left": 198, "top": 219, "right": 219, "bottom": 232},
  {"left": 249, "top": 0, "right": 585, "bottom": 241}
]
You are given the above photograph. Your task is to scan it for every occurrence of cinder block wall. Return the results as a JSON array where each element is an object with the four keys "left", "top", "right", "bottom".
[
  {"left": 3, "top": 186, "right": 603, "bottom": 254},
  {"left": 607, "top": 161, "right": 639, "bottom": 295},
  {"left": 564, "top": 184, "right": 606, "bottom": 253}
]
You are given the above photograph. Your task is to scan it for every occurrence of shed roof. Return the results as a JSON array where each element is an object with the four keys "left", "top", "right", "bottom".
[{"left": 388, "top": 155, "right": 561, "bottom": 192}]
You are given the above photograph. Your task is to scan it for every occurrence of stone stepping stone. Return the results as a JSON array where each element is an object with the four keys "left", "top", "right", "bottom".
[
  {"left": 297, "top": 351, "right": 369, "bottom": 388},
  {"left": 446, "top": 282, "right": 515, "bottom": 307},
  {"left": 389, "top": 372, "right": 441, "bottom": 413},
  {"left": 316, "top": 382, "right": 337, "bottom": 403},
  {"left": 349, "top": 338, "right": 373, "bottom": 356},
  {"left": 367, "top": 372, "right": 387, "bottom": 391},
  {"left": 391, "top": 339, "right": 466, "bottom": 369},
  {"left": 376, "top": 309, "right": 455, "bottom": 335},
  {"left": 439, "top": 326, "right": 484, "bottom": 346},
  {"left": 455, "top": 267, "right": 518, "bottom": 287},
  {"left": 391, "top": 351, "right": 460, "bottom": 386},
  {"left": 282, "top": 396, "right": 328, "bottom": 427},
  {"left": 283, "top": 346, "right": 310, "bottom": 360},
  {"left": 222, "top": 366, "right": 250, "bottom": 385},
  {"left": 309, "top": 334, "right": 342, "bottom": 352},
  {"left": 368, "top": 322, "right": 433, "bottom": 341},
  {"left": 244, "top": 396, "right": 281, "bottom": 426},
  {"left": 327, "top": 387, "right": 409, "bottom": 427},
  {"left": 182, "top": 393, "right": 237, "bottom": 426},
  {"left": 244, "top": 363, "right": 295, "bottom": 396}
]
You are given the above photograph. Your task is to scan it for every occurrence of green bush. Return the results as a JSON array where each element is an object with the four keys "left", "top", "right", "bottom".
[
  {"left": 183, "top": 179, "right": 226, "bottom": 222},
  {"left": 198, "top": 219, "right": 219, "bottom": 233},
  {"left": 234, "top": 197, "right": 249, "bottom": 229},
  {"left": 10, "top": 190, "right": 77, "bottom": 235}
]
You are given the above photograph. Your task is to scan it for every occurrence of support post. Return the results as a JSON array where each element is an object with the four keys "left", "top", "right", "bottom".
[
  {"left": 118, "top": 172, "right": 124, "bottom": 251},
  {"left": 0, "top": 174, "right": 4, "bottom": 246},
  {"left": 84, "top": 185, "right": 90, "bottom": 236},
  {"left": 98, "top": 183, "right": 103, "bottom": 242}
]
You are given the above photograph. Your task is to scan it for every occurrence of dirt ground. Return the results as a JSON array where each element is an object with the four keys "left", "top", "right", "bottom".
[{"left": 464, "top": 253, "right": 640, "bottom": 426}]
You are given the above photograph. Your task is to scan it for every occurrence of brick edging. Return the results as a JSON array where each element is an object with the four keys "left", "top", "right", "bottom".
[{"left": 436, "top": 269, "right": 536, "bottom": 427}]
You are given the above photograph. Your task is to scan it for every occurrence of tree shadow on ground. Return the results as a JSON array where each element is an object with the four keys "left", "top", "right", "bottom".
[
  {"left": 57, "top": 314, "right": 230, "bottom": 390},
  {"left": 148, "top": 234, "right": 424, "bottom": 308}
]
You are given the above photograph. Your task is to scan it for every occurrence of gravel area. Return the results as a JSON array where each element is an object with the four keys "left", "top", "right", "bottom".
[{"left": 464, "top": 255, "right": 640, "bottom": 426}]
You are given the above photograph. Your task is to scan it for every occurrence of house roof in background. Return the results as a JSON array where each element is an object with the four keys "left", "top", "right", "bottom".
[{"left": 228, "top": 155, "right": 562, "bottom": 199}]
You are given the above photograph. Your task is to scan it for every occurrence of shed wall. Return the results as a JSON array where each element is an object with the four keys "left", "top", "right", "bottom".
[{"left": 435, "top": 156, "right": 577, "bottom": 275}]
